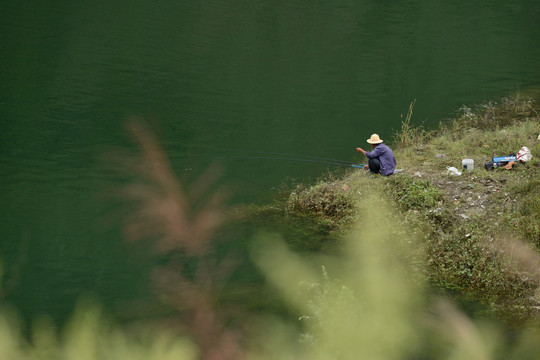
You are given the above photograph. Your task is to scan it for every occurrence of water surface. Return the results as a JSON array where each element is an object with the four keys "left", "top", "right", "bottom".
[{"left": 1, "top": 0, "right": 539, "bottom": 325}]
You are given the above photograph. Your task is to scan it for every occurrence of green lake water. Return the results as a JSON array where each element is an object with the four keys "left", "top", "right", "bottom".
[{"left": 1, "top": 0, "right": 539, "bottom": 326}]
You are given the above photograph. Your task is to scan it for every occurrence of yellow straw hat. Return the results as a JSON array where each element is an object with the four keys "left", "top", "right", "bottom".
[{"left": 366, "top": 134, "right": 383, "bottom": 144}]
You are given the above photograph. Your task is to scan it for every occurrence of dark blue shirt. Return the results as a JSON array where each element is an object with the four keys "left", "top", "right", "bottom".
[{"left": 365, "top": 143, "right": 396, "bottom": 176}]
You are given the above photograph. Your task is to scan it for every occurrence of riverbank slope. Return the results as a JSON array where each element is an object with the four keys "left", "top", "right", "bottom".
[{"left": 282, "top": 95, "right": 540, "bottom": 323}]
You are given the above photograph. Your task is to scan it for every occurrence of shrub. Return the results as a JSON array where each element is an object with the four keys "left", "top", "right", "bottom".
[{"left": 286, "top": 180, "right": 357, "bottom": 227}]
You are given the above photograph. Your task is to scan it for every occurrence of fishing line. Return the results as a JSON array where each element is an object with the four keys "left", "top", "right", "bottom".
[{"left": 219, "top": 149, "right": 355, "bottom": 165}]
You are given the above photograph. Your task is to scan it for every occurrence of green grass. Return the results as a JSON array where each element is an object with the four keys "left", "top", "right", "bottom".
[
  {"left": 395, "top": 95, "right": 539, "bottom": 173},
  {"left": 385, "top": 175, "right": 444, "bottom": 210}
]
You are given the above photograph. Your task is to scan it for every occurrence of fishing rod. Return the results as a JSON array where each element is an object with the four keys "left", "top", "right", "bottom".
[
  {"left": 210, "top": 155, "right": 365, "bottom": 169},
  {"left": 219, "top": 149, "right": 355, "bottom": 165}
]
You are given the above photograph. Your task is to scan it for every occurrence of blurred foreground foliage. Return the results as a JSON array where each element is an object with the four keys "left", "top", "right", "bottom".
[
  {"left": 2, "top": 183, "right": 540, "bottom": 359},
  {"left": 0, "top": 301, "right": 198, "bottom": 360}
]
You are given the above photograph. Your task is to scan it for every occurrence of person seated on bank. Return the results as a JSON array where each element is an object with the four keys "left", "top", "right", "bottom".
[{"left": 356, "top": 134, "right": 396, "bottom": 176}]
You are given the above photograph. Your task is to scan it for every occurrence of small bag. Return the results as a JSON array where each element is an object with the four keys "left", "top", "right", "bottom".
[{"left": 516, "top": 146, "right": 532, "bottom": 162}]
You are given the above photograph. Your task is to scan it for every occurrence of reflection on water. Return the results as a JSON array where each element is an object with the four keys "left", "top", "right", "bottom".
[{"left": 0, "top": 0, "right": 539, "bottom": 325}]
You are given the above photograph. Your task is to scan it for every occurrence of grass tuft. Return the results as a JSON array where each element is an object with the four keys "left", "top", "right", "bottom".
[{"left": 285, "top": 175, "right": 359, "bottom": 228}]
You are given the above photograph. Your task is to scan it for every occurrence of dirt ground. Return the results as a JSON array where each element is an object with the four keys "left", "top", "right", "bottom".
[{"left": 401, "top": 162, "right": 526, "bottom": 224}]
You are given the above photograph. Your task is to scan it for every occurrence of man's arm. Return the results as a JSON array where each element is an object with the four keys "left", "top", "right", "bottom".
[{"left": 359, "top": 146, "right": 383, "bottom": 158}]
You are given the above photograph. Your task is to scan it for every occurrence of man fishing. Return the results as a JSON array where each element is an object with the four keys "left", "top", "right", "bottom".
[{"left": 356, "top": 134, "right": 396, "bottom": 176}]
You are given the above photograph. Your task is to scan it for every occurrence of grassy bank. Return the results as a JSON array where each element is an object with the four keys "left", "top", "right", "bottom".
[{"left": 282, "top": 94, "right": 540, "bottom": 323}]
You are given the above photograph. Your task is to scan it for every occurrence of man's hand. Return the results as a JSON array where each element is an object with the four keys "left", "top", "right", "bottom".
[{"left": 356, "top": 147, "right": 366, "bottom": 155}]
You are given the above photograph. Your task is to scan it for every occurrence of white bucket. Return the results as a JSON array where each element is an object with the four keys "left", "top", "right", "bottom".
[{"left": 462, "top": 158, "right": 474, "bottom": 172}]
